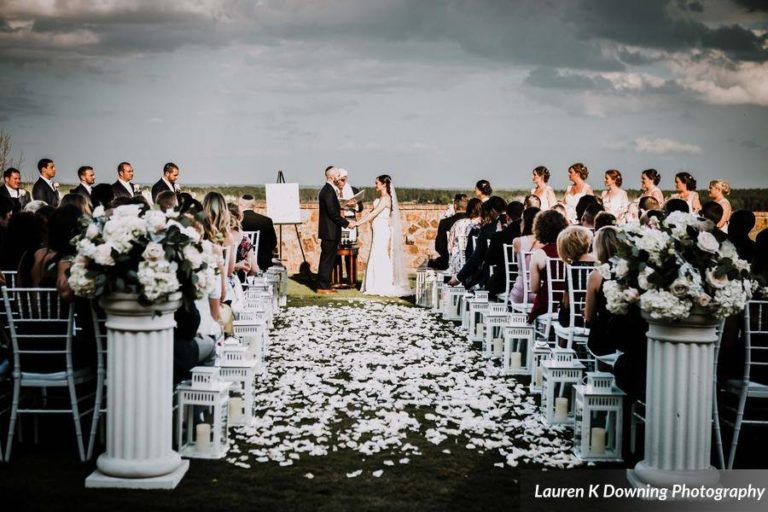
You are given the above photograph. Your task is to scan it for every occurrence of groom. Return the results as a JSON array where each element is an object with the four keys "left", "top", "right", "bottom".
[{"left": 317, "top": 166, "right": 356, "bottom": 294}]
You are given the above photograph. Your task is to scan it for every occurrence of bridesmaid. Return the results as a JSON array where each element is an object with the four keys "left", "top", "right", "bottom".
[
  {"left": 475, "top": 180, "right": 492, "bottom": 203},
  {"left": 601, "top": 169, "right": 630, "bottom": 222},
  {"left": 708, "top": 179, "right": 732, "bottom": 230},
  {"left": 640, "top": 168, "right": 664, "bottom": 205},
  {"left": 563, "top": 162, "right": 593, "bottom": 224},
  {"left": 672, "top": 172, "right": 701, "bottom": 213},
  {"left": 531, "top": 166, "right": 557, "bottom": 210}
]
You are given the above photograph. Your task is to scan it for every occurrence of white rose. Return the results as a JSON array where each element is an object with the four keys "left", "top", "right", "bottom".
[
  {"left": 614, "top": 259, "right": 629, "bottom": 278},
  {"left": 597, "top": 263, "right": 612, "bottom": 280},
  {"left": 144, "top": 210, "right": 167, "bottom": 234},
  {"left": 181, "top": 225, "right": 201, "bottom": 243},
  {"left": 86, "top": 223, "right": 100, "bottom": 240},
  {"left": 142, "top": 242, "right": 165, "bottom": 261},
  {"left": 77, "top": 238, "right": 98, "bottom": 258},
  {"left": 706, "top": 268, "right": 729, "bottom": 289},
  {"left": 92, "top": 205, "right": 105, "bottom": 218},
  {"left": 670, "top": 277, "right": 693, "bottom": 298},
  {"left": 183, "top": 245, "right": 203, "bottom": 269},
  {"left": 638, "top": 267, "right": 655, "bottom": 290},
  {"left": 93, "top": 243, "right": 115, "bottom": 266},
  {"left": 112, "top": 204, "right": 143, "bottom": 218},
  {"left": 696, "top": 231, "right": 719, "bottom": 254}
]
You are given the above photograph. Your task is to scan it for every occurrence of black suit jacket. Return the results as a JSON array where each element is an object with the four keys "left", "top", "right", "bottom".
[
  {"left": 435, "top": 212, "right": 466, "bottom": 262},
  {"left": 70, "top": 184, "right": 92, "bottom": 203},
  {"left": 151, "top": 179, "right": 176, "bottom": 203},
  {"left": 484, "top": 221, "right": 522, "bottom": 295},
  {"left": 112, "top": 180, "right": 135, "bottom": 199},
  {"left": 318, "top": 183, "right": 348, "bottom": 241},
  {"left": 457, "top": 220, "right": 499, "bottom": 288},
  {"left": 0, "top": 186, "right": 30, "bottom": 210},
  {"left": 32, "top": 177, "right": 59, "bottom": 207},
  {"left": 241, "top": 210, "right": 278, "bottom": 271}
]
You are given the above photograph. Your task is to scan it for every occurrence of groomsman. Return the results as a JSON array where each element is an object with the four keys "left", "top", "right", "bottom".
[
  {"left": 0, "top": 167, "right": 30, "bottom": 210},
  {"left": 71, "top": 166, "right": 96, "bottom": 203},
  {"left": 112, "top": 161, "right": 137, "bottom": 199},
  {"left": 151, "top": 162, "right": 181, "bottom": 203},
  {"left": 32, "top": 158, "right": 59, "bottom": 207}
]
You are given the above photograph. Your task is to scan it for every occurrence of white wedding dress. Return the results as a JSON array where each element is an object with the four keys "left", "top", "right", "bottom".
[{"left": 361, "top": 195, "right": 412, "bottom": 297}]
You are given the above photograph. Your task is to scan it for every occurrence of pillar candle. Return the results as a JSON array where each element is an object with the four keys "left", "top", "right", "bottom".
[
  {"left": 511, "top": 352, "right": 522, "bottom": 370},
  {"left": 493, "top": 338, "right": 503, "bottom": 356},
  {"left": 535, "top": 367, "right": 544, "bottom": 387},
  {"left": 554, "top": 397, "right": 569, "bottom": 422},
  {"left": 196, "top": 423, "right": 211, "bottom": 452},
  {"left": 591, "top": 427, "right": 606, "bottom": 455},
  {"left": 228, "top": 397, "right": 243, "bottom": 422}
]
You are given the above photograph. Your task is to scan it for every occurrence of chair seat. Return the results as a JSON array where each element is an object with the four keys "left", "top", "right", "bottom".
[
  {"left": 21, "top": 367, "right": 95, "bottom": 386},
  {"left": 553, "top": 321, "right": 590, "bottom": 339},
  {"left": 725, "top": 379, "right": 768, "bottom": 398},
  {"left": 509, "top": 302, "right": 532, "bottom": 313}
]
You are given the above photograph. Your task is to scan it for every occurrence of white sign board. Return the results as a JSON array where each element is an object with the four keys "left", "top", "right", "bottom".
[{"left": 266, "top": 182, "right": 301, "bottom": 225}]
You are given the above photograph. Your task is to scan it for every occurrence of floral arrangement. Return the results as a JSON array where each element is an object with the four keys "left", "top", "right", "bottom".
[
  {"left": 600, "top": 211, "right": 754, "bottom": 321},
  {"left": 69, "top": 204, "right": 219, "bottom": 306}
]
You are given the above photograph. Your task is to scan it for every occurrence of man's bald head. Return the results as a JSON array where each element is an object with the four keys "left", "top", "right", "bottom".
[
  {"left": 325, "top": 166, "right": 339, "bottom": 180},
  {"left": 239, "top": 194, "right": 256, "bottom": 211}
]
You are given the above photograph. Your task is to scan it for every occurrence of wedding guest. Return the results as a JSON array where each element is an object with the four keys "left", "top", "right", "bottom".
[
  {"left": 447, "top": 197, "right": 482, "bottom": 274},
  {"left": 1, "top": 167, "right": 30, "bottom": 211},
  {"left": 156, "top": 190, "right": 178, "bottom": 212},
  {"left": 527, "top": 209, "right": 569, "bottom": 323},
  {"left": 71, "top": 165, "right": 95, "bottom": 205},
  {"left": 663, "top": 198, "right": 689, "bottom": 215},
  {"left": 728, "top": 210, "right": 756, "bottom": 262},
  {"left": 601, "top": 169, "right": 629, "bottom": 222},
  {"left": 575, "top": 195, "right": 600, "bottom": 227},
  {"left": 638, "top": 196, "right": 660, "bottom": 218},
  {"left": 227, "top": 202, "right": 257, "bottom": 281},
  {"left": 449, "top": 196, "right": 506, "bottom": 288},
  {"left": 563, "top": 163, "right": 593, "bottom": 224},
  {"left": 708, "top": 179, "right": 732, "bottom": 231},
  {"left": 91, "top": 183, "right": 115, "bottom": 210},
  {"left": 32, "top": 158, "right": 60, "bottom": 207},
  {"left": 151, "top": 162, "right": 181, "bottom": 203},
  {"left": 509, "top": 207, "right": 542, "bottom": 306},
  {"left": 593, "top": 212, "right": 617, "bottom": 230},
  {"left": 531, "top": 166, "right": 557, "bottom": 210},
  {"left": 112, "top": 161, "right": 137, "bottom": 199},
  {"left": 640, "top": 168, "right": 664, "bottom": 206},
  {"left": 475, "top": 180, "right": 492, "bottom": 203},
  {"left": 199, "top": 193, "right": 230, "bottom": 333},
  {"left": 672, "top": 172, "right": 701, "bottom": 213},
  {"left": 239, "top": 194, "right": 278, "bottom": 272},
  {"left": 430, "top": 194, "right": 467, "bottom": 270},
  {"left": 0, "top": 211, "right": 45, "bottom": 271},
  {"left": 59, "top": 193, "right": 91, "bottom": 215},
  {"left": 524, "top": 194, "right": 542, "bottom": 210},
  {"left": 580, "top": 202, "right": 604, "bottom": 230},
  {"left": 484, "top": 201, "right": 524, "bottom": 296},
  {"left": 551, "top": 202, "right": 567, "bottom": 219},
  {"left": 555, "top": 226, "right": 595, "bottom": 328},
  {"left": 701, "top": 201, "right": 724, "bottom": 230},
  {"left": 752, "top": 228, "right": 768, "bottom": 279}
]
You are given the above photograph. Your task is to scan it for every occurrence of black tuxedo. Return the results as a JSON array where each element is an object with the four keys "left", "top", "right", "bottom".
[
  {"left": 112, "top": 180, "right": 135, "bottom": 199},
  {"left": 151, "top": 179, "right": 177, "bottom": 203},
  {"left": 483, "top": 221, "right": 522, "bottom": 296},
  {"left": 70, "top": 184, "right": 92, "bottom": 204},
  {"left": 0, "top": 185, "right": 30, "bottom": 210},
  {"left": 32, "top": 177, "right": 59, "bottom": 207},
  {"left": 241, "top": 210, "right": 278, "bottom": 271},
  {"left": 317, "top": 183, "right": 349, "bottom": 289},
  {"left": 457, "top": 220, "right": 499, "bottom": 289},
  {"left": 430, "top": 212, "right": 466, "bottom": 270}
]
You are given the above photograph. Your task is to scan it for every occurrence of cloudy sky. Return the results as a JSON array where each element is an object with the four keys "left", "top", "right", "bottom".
[{"left": 1, "top": 0, "right": 767, "bottom": 190}]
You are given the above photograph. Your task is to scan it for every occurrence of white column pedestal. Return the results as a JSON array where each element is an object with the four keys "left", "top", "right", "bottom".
[
  {"left": 627, "top": 311, "right": 720, "bottom": 489},
  {"left": 86, "top": 294, "right": 188, "bottom": 490}
]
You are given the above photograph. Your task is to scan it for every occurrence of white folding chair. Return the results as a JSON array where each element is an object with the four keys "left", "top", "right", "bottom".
[
  {"left": 533, "top": 257, "right": 566, "bottom": 344},
  {"left": 243, "top": 231, "right": 261, "bottom": 272},
  {"left": 721, "top": 300, "right": 768, "bottom": 469},
  {"left": 86, "top": 301, "right": 107, "bottom": 460},
  {"left": 553, "top": 264, "right": 594, "bottom": 353},
  {"left": 2, "top": 287, "right": 96, "bottom": 462},
  {"left": 500, "top": 244, "right": 517, "bottom": 306},
  {"left": 509, "top": 250, "right": 534, "bottom": 314}
]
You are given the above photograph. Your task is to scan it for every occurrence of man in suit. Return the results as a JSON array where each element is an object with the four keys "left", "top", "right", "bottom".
[
  {"left": 32, "top": 158, "right": 60, "bottom": 207},
  {"left": 238, "top": 194, "right": 278, "bottom": 272},
  {"left": 151, "top": 162, "right": 180, "bottom": 203},
  {"left": 429, "top": 193, "right": 468, "bottom": 270},
  {"left": 317, "top": 166, "right": 354, "bottom": 294},
  {"left": 71, "top": 166, "right": 96, "bottom": 204},
  {"left": 483, "top": 201, "right": 524, "bottom": 296},
  {"left": 112, "top": 161, "right": 137, "bottom": 199},
  {"left": 0, "top": 167, "right": 30, "bottom": 211}
]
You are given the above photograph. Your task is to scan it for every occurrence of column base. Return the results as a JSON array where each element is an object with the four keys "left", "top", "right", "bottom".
[
  {"left": 86, "top": 460, "right": 189, "bottom": 490},
  {"left": 627, "top": 461, "right": 720, "bottom": 489}
]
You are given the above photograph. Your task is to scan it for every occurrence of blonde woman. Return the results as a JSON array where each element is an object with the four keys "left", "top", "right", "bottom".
[{"left": 708, "top": 179, "right": 732, "bottom": 230}]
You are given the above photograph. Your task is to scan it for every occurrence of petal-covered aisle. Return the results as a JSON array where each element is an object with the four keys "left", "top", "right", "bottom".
[{"left": 229, "top": 300, "right": 579, "bottom": 476}]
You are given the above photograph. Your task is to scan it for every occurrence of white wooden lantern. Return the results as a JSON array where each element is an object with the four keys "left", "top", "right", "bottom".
[
  {"left": 233, "top": 318, "right": 268, "bottom": 365},
  {"left": 243, "top": 290, "right": 274, "bottom": 328},
  {"left": 245, "top": 276, "right": 272, "bottom": 293},
  {"left": 416, "top": 268, "right": 433, "bottom": 307},
  {"left": 574, "top": 372, "right": 625, "bottom": 462},
  {"left": 441, "top": 285, "right": 465, "bottom": 321},
  {"left": 541, "top": 348, "right": 584, "bottom": 425},
  {"left": 177, "top": 368, "right": 231, "bottom": 459},
  {"left": 468, "top": 298, "right": 490, "bottom": 343},
  {"left": 431, "top": 271, "right": 453, "bottom": 313},
  {"left": 480, "top": 304, "right": 509, "bottom": 358},
  {"left": 216, "top": 339, "right": 258, "bottom": 426},
  {"left": 264, "top": 273, "right": 280, "bottom": 312},
  {"left": 502, "top": 324, "right": 534, "bottom": 376},
  {"left": 461, "top": 291, "right": 488, "bottom": 332},
  {"left": 529, "top": 341, "right": 551, "bottom": 394},
  {"left": 265, "top": 264, "right": 288, "bottom": 308}
]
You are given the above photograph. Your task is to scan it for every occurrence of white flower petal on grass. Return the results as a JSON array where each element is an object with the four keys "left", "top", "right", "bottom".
[
  {"left": 346, "top": 470, "right": 363, "bottom": 478},
  {"left": 304, "top": 473, "right": 314, "bottom": 479},
  {"left": 372, "top": 470, "right": 383, "bottom": 478}
]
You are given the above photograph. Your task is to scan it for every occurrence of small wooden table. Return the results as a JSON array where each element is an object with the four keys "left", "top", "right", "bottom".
[{"left": 333, "top": 245, "right": 359, "bottom": 289}]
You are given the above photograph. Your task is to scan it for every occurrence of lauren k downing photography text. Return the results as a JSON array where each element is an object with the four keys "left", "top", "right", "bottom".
[{"left": 533, "top": 483, "right": 766, "bottom": 502}]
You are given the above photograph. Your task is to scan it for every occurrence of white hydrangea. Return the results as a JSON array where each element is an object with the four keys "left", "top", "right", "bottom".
[
  {"left": 85, "top": 223, "right": 100, "bottom": 240},
  {"left": 68, "top": 260, "right": 96, "bottom": 297},
  {"left": 696, "top": 231, "right": 720, "bottom": 254},
  {"left": 640, "top": 289, "right": 691, "bottom": 321},
  {"left": 112, "top": 204, "right": 143, "bottom": 218},
  {"left": 603, "top": 280, "right": 629, "bottom": 315},
  {"left": 663, "top": 211, "right": 698, "bottom": 238},
  {"left": 93, "top": 243, "right": 116, "bottom": 266},
  {"left": 713, "top": 280, "right": 751, "bottom": 318},
  {"left": 597, "top": 263, "right": 612, "bottom": 280},
  {"left": 637, "top": 266, "right": 655, "bottom": 290},
  {"left": 142, "top": 242, "right": 165, "bottom": 261},
  {"left": 718, "top": 240, "right": 739, "bottom": 261},
  {"left": 102, "top": 215, "right": 147, "bottom": 253},
  {"left": 92, "top": 205, "right": 105, "bottom": 218},
  {"left": 183, "top": 245, "right": 204, "bottom": 269},
  {"left": 194, "top": 266, "right": 217, "bottom": 298},
  {"left": 634, "top": 228, "right": 671, "bottom": 264},
  {"left": 138, "top": 259, "right": 180, "bottom": 301},
  {"left": 76, "top": 238, "right": 98, "bottom": 259},
  {"left": 181, "top": 225, "right": 201, "bottom": 243},
  {"left": 144, "top": 210, "right": 168, "bottom": 234},
  {"left": 613, "top": 259, "right": 630, "bottom": 278}
]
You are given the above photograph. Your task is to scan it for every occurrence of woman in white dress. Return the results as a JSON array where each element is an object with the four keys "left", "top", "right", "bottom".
[
  {"left": 672, "top": 172, "right": 701, "bottom": 213},
  {"left": 357, "top": 174, "right": 412, "bottom": 297},
  {"left": 563, "top": 162, "right": 594, "bottom": 224},
  {"left": 531, "top": 166, "right": 557, "bottom": 210},
  {"left": 601, "top": 169, "right": 630, "bottom": 222}
]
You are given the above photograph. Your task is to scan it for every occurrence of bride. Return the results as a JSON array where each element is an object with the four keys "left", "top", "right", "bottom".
[{"left": 356, "top": 174, "right": 412, "bottom": 297}]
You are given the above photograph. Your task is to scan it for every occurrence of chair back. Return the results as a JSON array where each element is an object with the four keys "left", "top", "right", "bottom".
[
  {"left": 502, "top": 244, "right": 517, "bottom": 301},
  {"left": 743, "top": 299, "right": 768, "bottom": 385},
  {"left": 243, "top": 231, "right": 261, "bottom": 266},
  {"left": 1, "top": 271, "right": 17, "bottom": 288},
  {"left": 1, "top": 287, "right": 74, "bottom": 377},
  {"left": 565, "top": 263, "right": 594, "bottom": 332},
  {"left": 544, "top": 257, "right": 566, "bottom": 316}
]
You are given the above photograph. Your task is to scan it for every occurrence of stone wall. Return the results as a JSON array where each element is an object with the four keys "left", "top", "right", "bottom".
[{"left": 252, "top": 203, "right": 768, "bottom": 275}]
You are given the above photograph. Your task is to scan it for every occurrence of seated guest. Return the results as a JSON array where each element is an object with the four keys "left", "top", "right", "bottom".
[
  {"left": 524, "top": 194, "right": 541, "bottom": 210},
  {"left": 708, "top": 179, "right": 732, "bottom": 231},
  {"left": 663, "top": 197, "right": 689, "bottom": 215},
  {"left": 449, "top": 196, "right": 507, "bottom": 289},
  {"left": 555, "top": 226, "right": 595, "bottom": 328},
  {"left": 228, "top": 202, "right": 257, "bottom": 281},
  {"left": 593, "top": 212, "right": 616, "bottom": 230},
  {"left": 0, "top": 211, "right": 46, "bottom": 272},
  {"left": 173, "top": 302, "right": 216, "bottom": 386},
  {"left": 484, "top": 201, "right": 524, "bottom": 296},
  {"left": 580, "top": 202, "right": 604, "bottom": 230},
  {"left": 90, "top": 183, "right": 115, "bottom": 210},
  {"left": 638, "top": 196, "right": 660, "bottom": 218},
  {"left": 474, "top": 180, "right": 492, "bottom": 203},
  {"left": 551, "top": 202, "right": 567, "bottom": 219},
  {"left": 527, "top": 209, "right": 569, "bottom": 323},
  {"left": 60, "top": 193, "right": 91, "bottom": 215},
  {"left": 447, "top": 197, "right": 482, "bottom": 274},
  {"left": 752, "top": 228, "right": 768, "bottom": 279},
  {"left": 727, "top": 210, "right": 756, "bottom": 262},
  {"left": 509, "top": 207, "right": 541, "bottom": 305},
  {"left": 430, "top": 194, "right": 467, "bottom": 270},
  {"left": 156, "top": 190, "right": 178, "bottom": 212},
  {"left": 575, "top": 195, "right": 600, "bottom": 226},
  {"left": 700, "top": 201, "right": 724, "bottom": 229},
  {"left": 238, "top": 194, "right": 277, "bottom": 272}
]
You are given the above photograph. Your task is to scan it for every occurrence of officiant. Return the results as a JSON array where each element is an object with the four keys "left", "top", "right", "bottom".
[{"left": 336, "top": 168, "right": 363, "bottom": 245}]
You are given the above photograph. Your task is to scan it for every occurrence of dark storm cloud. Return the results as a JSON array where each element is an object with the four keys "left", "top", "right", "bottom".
[{"left": 732, "top": 0, "right": 768, "bottom": 12}]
